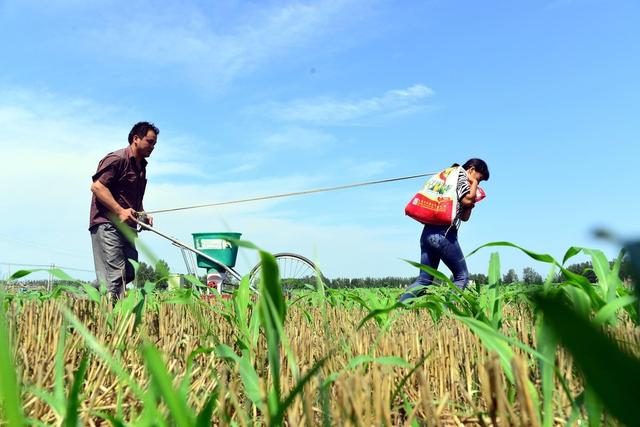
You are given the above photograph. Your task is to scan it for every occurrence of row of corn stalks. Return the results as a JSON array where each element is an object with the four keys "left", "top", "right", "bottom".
[{"left": 0, "top": 239, "right": 639, "bottom": 426}]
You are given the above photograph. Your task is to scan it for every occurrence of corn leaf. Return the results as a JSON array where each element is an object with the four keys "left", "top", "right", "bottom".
[
  {"left": 142, "top": 343, "right": 195, "bottom": 427},
  {"left": 533, "top": 293, "right": 640, "bottom": 426},
  {"left": 81, "top": 284, "right": 101, "bottom": 304},
  {"left": 239, "top": 351, "right": 263, "bottom": 406},
  {"left": 63, "top": 353, "right": 89, "bottom": 427},
  {"left": 592, "top": 295, "right": 637, "bottom": 327},
  {"left": 0, "top": 294, "right": 24, "bottom": 426},
  {"left": 195, "top": 391, "right": 218, "bottom": 427}
]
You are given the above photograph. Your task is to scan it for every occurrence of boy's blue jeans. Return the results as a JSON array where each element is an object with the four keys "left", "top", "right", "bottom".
[{"left": 399, "top": 224, "right": 469, "bottom": 302}]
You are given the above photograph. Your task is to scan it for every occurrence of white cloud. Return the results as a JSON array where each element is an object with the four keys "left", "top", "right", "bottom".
[
  {"left": 262, "top": 127, "right": 337, "bottom": 151},
  {"left": 262, "top": 84, "right": 435, "bottom": 124},
  {"left": 223, "top": 153, "right": 266, "bottom": 175},
  {"left": 151, "top": 161, "right": 209, "bottom": 179},
  {"left": 48, "top": 0, "right": 372, "bottom": 89},
  {"left": 543, "top": 0, "right": 595, "bottom": 10},
  {"left": 191, "top": 127, "right": 338, "bottom": 176},
  {"left": 348, "top": 160, "right": 393, "bottom": 178}
]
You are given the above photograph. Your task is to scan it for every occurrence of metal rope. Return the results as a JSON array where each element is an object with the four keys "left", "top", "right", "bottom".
[{"left": 143, "top": 171, "right": 436, "bottom": 215}]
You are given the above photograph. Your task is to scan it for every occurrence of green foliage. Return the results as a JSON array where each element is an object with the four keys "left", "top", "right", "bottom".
[
  {"left": 536, "top": 316, "right": 558, "bottom": 427},
  {"left": 522, "top": 266, "right": 543, "bottom": 285},
  {"left": 466, "top": 239, "right": 640, "bottom": 425},
  {"left": 327, "top": 276, "right": 414, "bottom": 288},
  {"left": 134, "top": 261, "right": 155, "bottom": 287},
  {"left": 63, "top": 353, "right": 89, "bottom": 427},
  {"left": 0, "top": 291, "right": 24, "bottom": 426},
  {"left": 533, "top": 291, "right": 640, "bottom": 426},
  {"left": 619, "top": 253, "right": 635, "bottom": 283},
  {"left": 26, "top": 321, "right": 88, "bottom": 425},
  {"left": 625, "top": 240, "right": 640, "bottom": 291},
  {"left": 154, "top": 259, "right": 171, "bottom": 288},
  {"left": 134, "top": 260, "right": 171, "bottom": 288},
  {"left": 486, "top": 252, "right": 502, "bottom": 324},
  {"left": 554, "top": 257, "right": 634, "bottom": 284},
  {"left": 142, "top": 343, "right": 197, "bottom": 426},
  {"left": 565, "top": 261, "right": 598, "bottom": 283},
  {"left": 469, "top": 272, "right": 488, "bottom": 285},
  {"left": 502, "top": 268, "right": 519, "bottom": 284}
]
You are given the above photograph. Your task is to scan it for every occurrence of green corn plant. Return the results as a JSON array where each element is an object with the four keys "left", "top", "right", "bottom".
[
  {"left": 469, "top": 242, "right": 637, "bottom": 324},
  {"left": 9, "top": 267, "right": 76, "bottom": 283},
  {"left": 209, "top": 239, "right": 333, "bottom": 425},
  {"left": 402, "top": 259, "right": 487, "bottom": 321},
  {"left": 563, "top": 247, "right": 637, "bottom": 325},
  {"left": 389, "top": 352, "right": 433, "bottom": 408},
  {"left": 60, "top": 306, "right": 146, "bottom": 400},
  {"left": 70, "top": 295, "right": 220, "bottom": 426},
  {"left": 454, "top": 314, "right": 549, "bottom": 385},
  {"left": 141, "top": 342, "right": 218, "bottom": 427},
  {"left": 26, "top": 320, "right": 75, "bottom": 425},
  {"left": 406, "top": 252, "right": 548, "bottom": 418},
  {"left": 260, "top": 243, "right": 337, "bottom": 425},
  {"left": 341, "top": 289, "right": 406, "bottom": 353},
  {"left": 25, "top": 349, "right": 90, "bottom": 427},
  {"left": 5, "top": 238, "right": 637, "bottom": 425},
  {"left": 257, "top": 247, "right": 291, "bottom": 423},
  {"left": 536, "top": 313, "right": 563, "bottom": 427},
  {"left": 80, "top": 283, "right": 102, "bottom": 304},
  {"left": 345, "top": 289, "right": 397, "bottom": 328},
  {"left": 62, "top": 352, "right": 89, "bottom": 427},
  {"left": 102, "top": 289, "right": 149, "bottom": 352},
  {"left": 537, "top": 263, "right": 567, "bottom": 426},
  {"left": 214, "top": 342, "right": 264, "bottom": 411},
  {"left": 357, "top": 300, "right": 407, "bottom": 329},
  {"left": 8, "top": 268, "right": 93, "bottom": 303},
  {"left": 179, "top": 347, "right": 214, "bottom": 398},
  {"left": 469, "top": 242, "right": 594, "bottom": 293},
  {"left": 7, "top": 265, "right": 116, "bottom": 307},
  {"left": 470, "top": 240, "right": 640, "bottom": 424},
  {"left": 231, "top": 275, "right": 261, "bottom": 352},
  {"left": 476, "top": 252, "right": 504, "bottom": 329},
  {"left": 0, "top": 291, "right": 25, "bottom": 426},
  {"left": 533, "top": 290, "right": 640, "bottom": 426}
]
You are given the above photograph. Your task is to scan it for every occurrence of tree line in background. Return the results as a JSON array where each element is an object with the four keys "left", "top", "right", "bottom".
[
  {"left": 323, "top": 257, "right": 635, "bottom": 288},
  {"left": 5, "top": 257, "right": 634, "bottom": 290},
  {"left": 135, "top": 260, "right": 172, "bottom": 288}
]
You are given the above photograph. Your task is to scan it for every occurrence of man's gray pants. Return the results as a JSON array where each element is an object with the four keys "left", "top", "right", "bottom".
[{"left": 90, "top": 223, "right": 138, "bottom": 300}]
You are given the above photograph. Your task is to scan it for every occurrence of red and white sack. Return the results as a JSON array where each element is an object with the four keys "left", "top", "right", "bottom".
[{"left": 404, "top": 166, "right": 464, "bottom": 225}]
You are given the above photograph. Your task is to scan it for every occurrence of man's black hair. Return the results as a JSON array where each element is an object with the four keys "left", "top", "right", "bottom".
[{"left": 128, "top": 122, "right": 159, "bottom": 144}]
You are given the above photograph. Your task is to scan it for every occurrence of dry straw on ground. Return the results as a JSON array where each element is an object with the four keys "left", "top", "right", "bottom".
[{"left": 6, "top": 297, "right": 639, "bottom": 425}]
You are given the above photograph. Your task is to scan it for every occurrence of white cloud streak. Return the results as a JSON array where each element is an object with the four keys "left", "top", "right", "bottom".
[
  {"left": 68, "top": 0, "right": 373, "bottom": 89},
  {"left": 262, "top": 127, "right": 337, "bottom": 151},
  {"left": 262, "top": 84, "right": 435, "bottom": 124}
]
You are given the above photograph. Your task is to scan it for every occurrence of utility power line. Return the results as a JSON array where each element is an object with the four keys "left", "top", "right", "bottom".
[{"left": 0, "top": 262, "right": 94, "bottom": 273}]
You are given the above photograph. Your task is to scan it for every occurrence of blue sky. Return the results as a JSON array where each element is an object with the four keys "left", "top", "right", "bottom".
[{"left": 1, "top": 0, "right": 638, "bottom": 282}]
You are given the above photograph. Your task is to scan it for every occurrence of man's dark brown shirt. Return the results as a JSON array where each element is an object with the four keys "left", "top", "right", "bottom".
[{"left": 89, "top": 146, "right": 147, "bottom": 230}]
